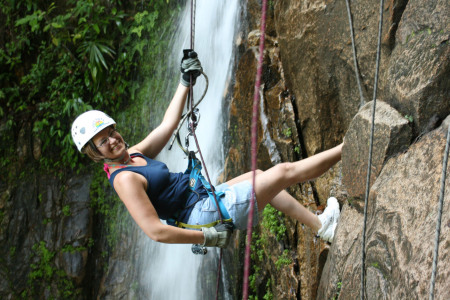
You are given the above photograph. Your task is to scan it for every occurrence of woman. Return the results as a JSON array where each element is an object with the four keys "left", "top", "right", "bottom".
[{"left": 71, "top": 50, "right": 342, "bottom": 248}]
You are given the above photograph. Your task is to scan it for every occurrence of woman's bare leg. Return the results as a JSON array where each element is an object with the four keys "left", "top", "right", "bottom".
[
  {"left": 225, "top": 143, "right": 342, "bottom": 231},
  {"left": 252, "top": 144, "right": 342, "bottom": 208},
  {"left": 269, "top": 191, "right": 322, "bottom": 231},
  {"left": 225, "top": 170, "right": 321, "bottom": 230}
]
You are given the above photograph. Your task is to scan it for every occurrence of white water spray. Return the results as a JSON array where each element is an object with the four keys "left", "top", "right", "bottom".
[{"left": 135, "top": 1, "right": 240, "bottom": 299}]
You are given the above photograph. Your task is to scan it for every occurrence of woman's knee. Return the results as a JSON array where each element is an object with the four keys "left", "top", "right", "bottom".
[{"left": 272, "top": 162, "right": 295, "bottom": 181}]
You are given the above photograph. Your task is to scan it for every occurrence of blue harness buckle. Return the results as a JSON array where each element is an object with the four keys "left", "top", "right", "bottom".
[{"left": 185, "top": 152, "right": 231, "bottom": 220}]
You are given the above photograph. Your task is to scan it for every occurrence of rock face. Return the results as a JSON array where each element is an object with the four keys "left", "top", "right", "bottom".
[
  {"left": 318, "top": 117, "right": 450, "bottom": 299},
  {"left": 342, "top": 101, "right": 412, "bottom": 198},
  {"left": 222, "top": 0, "right": 449, "bottom": 299},
  {"left": 383, "top": 0, "right": 450, "bottom": 136},
  {"left": 1, "top": 0, "right": 449, "bottom": 299},
  {"left": 0, "top": 170, "right": 94, "bottom": 298}
]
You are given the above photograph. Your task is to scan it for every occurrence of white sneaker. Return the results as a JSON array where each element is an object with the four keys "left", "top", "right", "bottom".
[{"left": 317, "top": 197, "right": 340, "bottom": 243}]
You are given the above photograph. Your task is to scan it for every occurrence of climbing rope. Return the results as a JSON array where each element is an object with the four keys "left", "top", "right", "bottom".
[
  {"left": 360, "top": 0, "right": 384, "bottom": 299},
  {"left": 242, "top": 1, "right": 268, "bottom": 299},
  {"left": 182, "top": 1, "right": 226, "bottom": 299},
  {"left": 190, "top": 0, "right": 195, "bottom": 50},
  {"left": 344, "top": 0, "right": 365, "bottom": 108},
  {"left": 429, "top": 123, "right": 450, "bottom": 300},
  {"left": 168, "top": 71, "right": 209, "bottom": 153}
]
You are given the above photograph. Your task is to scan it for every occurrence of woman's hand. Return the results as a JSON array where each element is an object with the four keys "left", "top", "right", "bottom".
[
  {"left": 202, "top": 222, "right": 234, "bottom": 248},
  {"left": 180, "top": 49, "right": 203, "bottom": 87}
]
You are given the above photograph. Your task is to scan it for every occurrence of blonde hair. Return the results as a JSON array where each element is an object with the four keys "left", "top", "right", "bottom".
[{"left": 81, "top": 143, "right": 105, "bottom": 163}]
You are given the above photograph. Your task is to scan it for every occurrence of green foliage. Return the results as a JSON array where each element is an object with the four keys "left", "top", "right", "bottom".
[
  {"left": 62, "top": 205, "right": 71, "bottom": 216},
  {"left": 25, "top": 241, "right": 83, "bottom": 298},
  {"left": 404, "top": 114, "right": 413, "bottom": 122},
  {"left": 249, "top": 232, "right": 263, "bottom": 297},
  {"left": 42, "top": 218, "right": 52, "bottom": 225},
  {"left": 0, "top": 0, "right": 178, "bottom": 176},
  {"left": 89, "top": 167, "right": 133, "bottom": 248},
  {"left": 29, "top": 241, "right": 55, "bottom": 282},
  {"left": 332, "top": 281, "right": 343, "bottom": 300},
  {"left": 1, "top": 1, "right": 179, "bottom": 296},
  {"left": 282, "top": 127, "right": 292, "bottom": 138},
  {"left": 261, "top": 204, "right": 287, "bottom": 241},
  {"left": 249, "top": 205, "right": 289, "bottom": 298},
  {"left": 62, "top": 244, "right": 86, "bottom": 253},
  {"left": 9, "top": 246, "right": 16, "bottom": 257},
  {"left": 274, "top": 249, "right": 292, "bottom": 270},
  {"left": 263, "top": 279, "right": 273, "bottom": 300}
]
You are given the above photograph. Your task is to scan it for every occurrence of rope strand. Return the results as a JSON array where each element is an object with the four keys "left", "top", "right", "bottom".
[
  {"left": 243, "top": 1, "right": 267, "bottom": 299},
  {"left": 429, "top": 123, "right": 450, "bottom": 300},
  {"left": 187, "top": 1, "right": 223, "bottom": 299},
  {"left": 190, "top": 0, "right": 195, "bottom": 49},
  {"left": 361, "top": 0, "right": 384, "bottom": 299},
  {"left": 345, "top": 0, "right": 365, "bottom": 108}
]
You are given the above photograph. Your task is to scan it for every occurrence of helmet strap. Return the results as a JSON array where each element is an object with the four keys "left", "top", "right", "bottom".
[{"left": 103, "top": 141, "right": 131, "bottom": 164}]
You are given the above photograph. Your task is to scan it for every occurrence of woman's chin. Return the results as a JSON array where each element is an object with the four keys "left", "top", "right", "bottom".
[{"left": 111, "top": 143, "right": 126, "bottom": 156}]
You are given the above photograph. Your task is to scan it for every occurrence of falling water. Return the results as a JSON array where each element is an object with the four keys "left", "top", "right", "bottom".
[{"left": 134, "top": 1, "right": 241, "bottom": 299}]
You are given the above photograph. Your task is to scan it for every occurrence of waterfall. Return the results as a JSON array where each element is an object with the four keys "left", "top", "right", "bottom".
[{"left": 134, "top": 1, "right": 241, "bottom": 299}]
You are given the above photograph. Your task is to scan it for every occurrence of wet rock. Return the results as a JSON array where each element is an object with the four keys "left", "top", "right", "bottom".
[
  {"left": 98, "top": 259, "right": 134, "bottom": 299},
  {"left": 63, "top": 208, "right": 91, "bottom": 244},
  {"left": 32, "top": 134, "right": 42, "bottom": 160},
  {"left": 342, "top": 100, "right": 412, "bottom": 198},
  {"left": 61, "top": 249, "right": 88, "bottom": 284},
  {"left": 318, "top": 116, "right": 450, "bottom": 299},
  {"left": 62, "top": 176, "right": 92, "bottom": 244}
]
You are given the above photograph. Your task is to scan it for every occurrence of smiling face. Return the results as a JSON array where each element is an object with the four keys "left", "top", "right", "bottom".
[{"left": 91, "top": 126, "right": 127, "bottom": 160}]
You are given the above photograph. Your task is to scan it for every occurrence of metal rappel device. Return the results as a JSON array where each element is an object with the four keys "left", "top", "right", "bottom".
[
  {"left": 184, "top": 108, "right": 200, "bottom": 151},
  {"left": 191, "top": 243, "right": 207, "bottom": 255}
]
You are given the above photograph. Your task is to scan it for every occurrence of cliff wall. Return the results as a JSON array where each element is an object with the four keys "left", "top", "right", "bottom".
[{"left": 223, "top": 0, "right": 449, "bottom": 299}]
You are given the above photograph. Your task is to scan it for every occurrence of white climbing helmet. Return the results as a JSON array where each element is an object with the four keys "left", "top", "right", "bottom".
[{"left": 71, "top": 110, "right": 116, "bottom": 152}]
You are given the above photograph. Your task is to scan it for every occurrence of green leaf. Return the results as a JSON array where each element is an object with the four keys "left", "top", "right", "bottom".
[
  {"left": 51, "top": 37, "right": 59, "bottom": 46},
  {"left": 92, "top": 24, "right": 100, "bottom": 34},
  {"left": 51, "top": 22, "right": 63, "bottom": 29},
  {"left": 131, "top": 25, "right": 144, "bottom": 37}
]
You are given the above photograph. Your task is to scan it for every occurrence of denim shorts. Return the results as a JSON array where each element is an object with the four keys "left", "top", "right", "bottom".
[{"left": 186, "top": 180, "right": 259, "bottom": 230}]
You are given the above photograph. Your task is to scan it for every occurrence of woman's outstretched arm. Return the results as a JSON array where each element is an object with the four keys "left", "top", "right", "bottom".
[
  {"left": 114, "top": 170, "right": 205, "bottom": 244},
  {"left": 130, "top": 83, "right": 189, "bottom": 158}
]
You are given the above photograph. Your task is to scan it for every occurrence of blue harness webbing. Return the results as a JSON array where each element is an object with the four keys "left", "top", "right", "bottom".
[{"left": 169, "top": 152, "right": 232, "bottom": 229}]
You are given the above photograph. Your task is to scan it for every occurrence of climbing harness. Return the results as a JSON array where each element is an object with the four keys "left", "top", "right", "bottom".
[
  {"left": 168, "top": 151, "right": 233, "bottom": 231},
  {"left": 168, "top": 151, "right": 233, "bottom": 256},
  {"left": 242, "top": 1, "right": 268, "bottom": 300}
]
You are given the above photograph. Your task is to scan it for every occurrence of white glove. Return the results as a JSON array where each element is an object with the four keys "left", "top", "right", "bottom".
[{"left": 201, "top": 222, "right": 234, "bottom": 248}]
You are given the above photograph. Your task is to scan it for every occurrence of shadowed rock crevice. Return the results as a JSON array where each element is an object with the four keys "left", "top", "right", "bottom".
[{"left": 385, "top": 0, "right": 410, "bottom": 51}]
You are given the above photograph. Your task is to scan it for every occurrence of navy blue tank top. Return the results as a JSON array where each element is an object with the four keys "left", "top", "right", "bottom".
[{"left": 108, "top": 153, "right": 207, "bottom": 223}]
